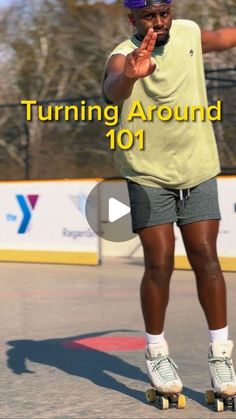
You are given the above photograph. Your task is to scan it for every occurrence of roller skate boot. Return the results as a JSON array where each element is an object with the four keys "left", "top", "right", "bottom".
[
  {"left": 145, "top": 340, "right": 185, "bottom": 409},
  {"left": 205, "top": 340, "right": 236, "bottom": 412}
]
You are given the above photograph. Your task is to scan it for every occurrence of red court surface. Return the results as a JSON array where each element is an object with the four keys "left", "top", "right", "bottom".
[{"left": 64, "top": 336, "right": 146, "bottom": 351}]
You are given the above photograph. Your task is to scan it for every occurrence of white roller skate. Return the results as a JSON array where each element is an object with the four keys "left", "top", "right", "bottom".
[
  {"left": 145, "top": 340, "right": 185, "bottom": 409},
  {"left": 205, "top": 340, "right": 236, "bottom": 412}
]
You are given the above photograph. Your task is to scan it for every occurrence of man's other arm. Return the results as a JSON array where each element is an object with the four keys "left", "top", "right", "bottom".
[{"left": 201, "top": 28, "right": 236, "bottom": 53}]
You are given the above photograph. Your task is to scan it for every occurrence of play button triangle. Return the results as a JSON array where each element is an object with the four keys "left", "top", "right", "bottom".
[{"left": 108, "top": 198, "right": 130, "bottom": 223}]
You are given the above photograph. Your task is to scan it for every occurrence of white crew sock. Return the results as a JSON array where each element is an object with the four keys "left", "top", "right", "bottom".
[
  {"left": 146, "top": 331, "right": 165, "bottom": 345},
  {"left": 209, "top": 325, "right": 229, "bottom": 342}
]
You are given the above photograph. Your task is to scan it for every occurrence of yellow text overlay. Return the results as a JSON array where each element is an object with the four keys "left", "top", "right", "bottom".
[{"left": 21, "top": 99, "right": 222, "bottom": 127}]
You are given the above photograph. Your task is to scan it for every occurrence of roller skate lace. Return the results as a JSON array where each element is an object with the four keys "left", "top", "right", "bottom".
[
  {"left": 209, "top": 356, "right": 234, "bottom": 384},
  {"left": 150, "top": 356, "right": 178, "bottom": 383}
]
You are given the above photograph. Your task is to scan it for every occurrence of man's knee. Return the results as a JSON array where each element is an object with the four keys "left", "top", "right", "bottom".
[
  {"left": 144, "top": 255, "right": 174, "bottom": 285},
  {"left": 190, "top": 248, "right": 222, "bottom": 278},
  {"left": 187, "top": 241, "right": 219, "bottom": 270}
]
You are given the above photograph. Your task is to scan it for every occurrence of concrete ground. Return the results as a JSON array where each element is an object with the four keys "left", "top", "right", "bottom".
[{"left": 0, "top": 257, "right": 236, "bottom": 418}]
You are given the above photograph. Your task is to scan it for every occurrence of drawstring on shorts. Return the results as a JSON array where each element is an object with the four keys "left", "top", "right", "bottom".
[{"left": 178, "top": 188, "right": 191, "bottom": 207}]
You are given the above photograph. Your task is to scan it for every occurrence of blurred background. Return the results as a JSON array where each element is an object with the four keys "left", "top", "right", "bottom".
[{"left": 0, "top": 0, "right": 235, "bottom": 181}]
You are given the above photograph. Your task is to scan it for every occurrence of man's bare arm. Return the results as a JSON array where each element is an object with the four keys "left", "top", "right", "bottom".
[
  {"left": 201, "top": 28, "right": 236, "bottom": 53},
  {"left": 103, "top": 54, "right": 138, "bottom": 104},
  {"left": 103, "top": 28, "right": 157, "bottom": 104}
]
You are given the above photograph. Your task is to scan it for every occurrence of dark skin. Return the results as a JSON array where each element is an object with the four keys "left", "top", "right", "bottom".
[
  {"left": 103, "top": 4, "right": 236, "bottom": 104},
  {"left": 103, "top": 4, "right": 236, "bottom": 334},
  {"left": 139, "top": 221, "right": 226, "bottom": 334},
  {"left": 128, "top": 4, "right": 172, "bottom": 46}
]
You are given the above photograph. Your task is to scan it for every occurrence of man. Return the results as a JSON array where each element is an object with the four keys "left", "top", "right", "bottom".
[{"left": 103, "top": 0, "right": 236, "bottom": 398}]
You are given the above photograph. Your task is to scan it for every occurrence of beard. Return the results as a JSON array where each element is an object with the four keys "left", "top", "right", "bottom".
[
  {"left": 136, "top": 31, "right": 170, "bottom": 47},
  {"left": 155, "top": 33, "right": 170, "bottom": 47}
]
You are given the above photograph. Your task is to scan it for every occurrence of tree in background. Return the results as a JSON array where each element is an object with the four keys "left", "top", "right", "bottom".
[{"left": 0, "top": 0, "right": 235, "bottom": 179}]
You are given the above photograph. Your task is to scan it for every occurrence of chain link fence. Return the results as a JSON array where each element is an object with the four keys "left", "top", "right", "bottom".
[{"left": 206, "top": 66, "right": 236, "bottom": 174}]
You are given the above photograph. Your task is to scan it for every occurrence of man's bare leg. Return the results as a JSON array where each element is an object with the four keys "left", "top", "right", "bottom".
[
  {"left": 180, "top": 220, "right": 226, "bottom": 329},
  {"left": 181, "top": 220, "right": 236, "bottom": 397},
  {"left": 138, "top": 223, "right": 175, "bottom": 334},
  {"left": 138, "top": 223, "right": 183, "bottom": 395}
]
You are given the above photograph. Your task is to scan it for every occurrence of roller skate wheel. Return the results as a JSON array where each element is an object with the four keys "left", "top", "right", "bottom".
[
  {"left": 177, "top": 394, "right": 186, "bottom": 409},
  {"left": 205, "top": 390, "right": 215, "bottom": 404},
  {"left": 145, "top": 388, "right": 157, "bottom": 403},
  {"left": 157, "top": 395, "right": 169, "bottom": 410},
  {"left": 215, "top": 398, "right": 224, "bottom": 412}
]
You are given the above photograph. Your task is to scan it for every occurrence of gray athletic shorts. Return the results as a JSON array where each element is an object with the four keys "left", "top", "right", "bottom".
[{"left": 127, "top": 177, "right": 221, "bottom": 232}]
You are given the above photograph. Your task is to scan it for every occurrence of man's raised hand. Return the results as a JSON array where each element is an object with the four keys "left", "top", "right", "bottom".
[{"left": 124, "top": 28, "right": 157, "bottom": 79}]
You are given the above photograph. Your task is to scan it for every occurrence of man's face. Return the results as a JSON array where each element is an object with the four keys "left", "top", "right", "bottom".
[{"left": 128, "top": 4, "right": 172, "bottom": 47}]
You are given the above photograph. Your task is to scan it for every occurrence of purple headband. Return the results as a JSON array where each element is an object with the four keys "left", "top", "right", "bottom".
[{"left": 124, "top": 0, "right": 172, "bottom": 7}]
